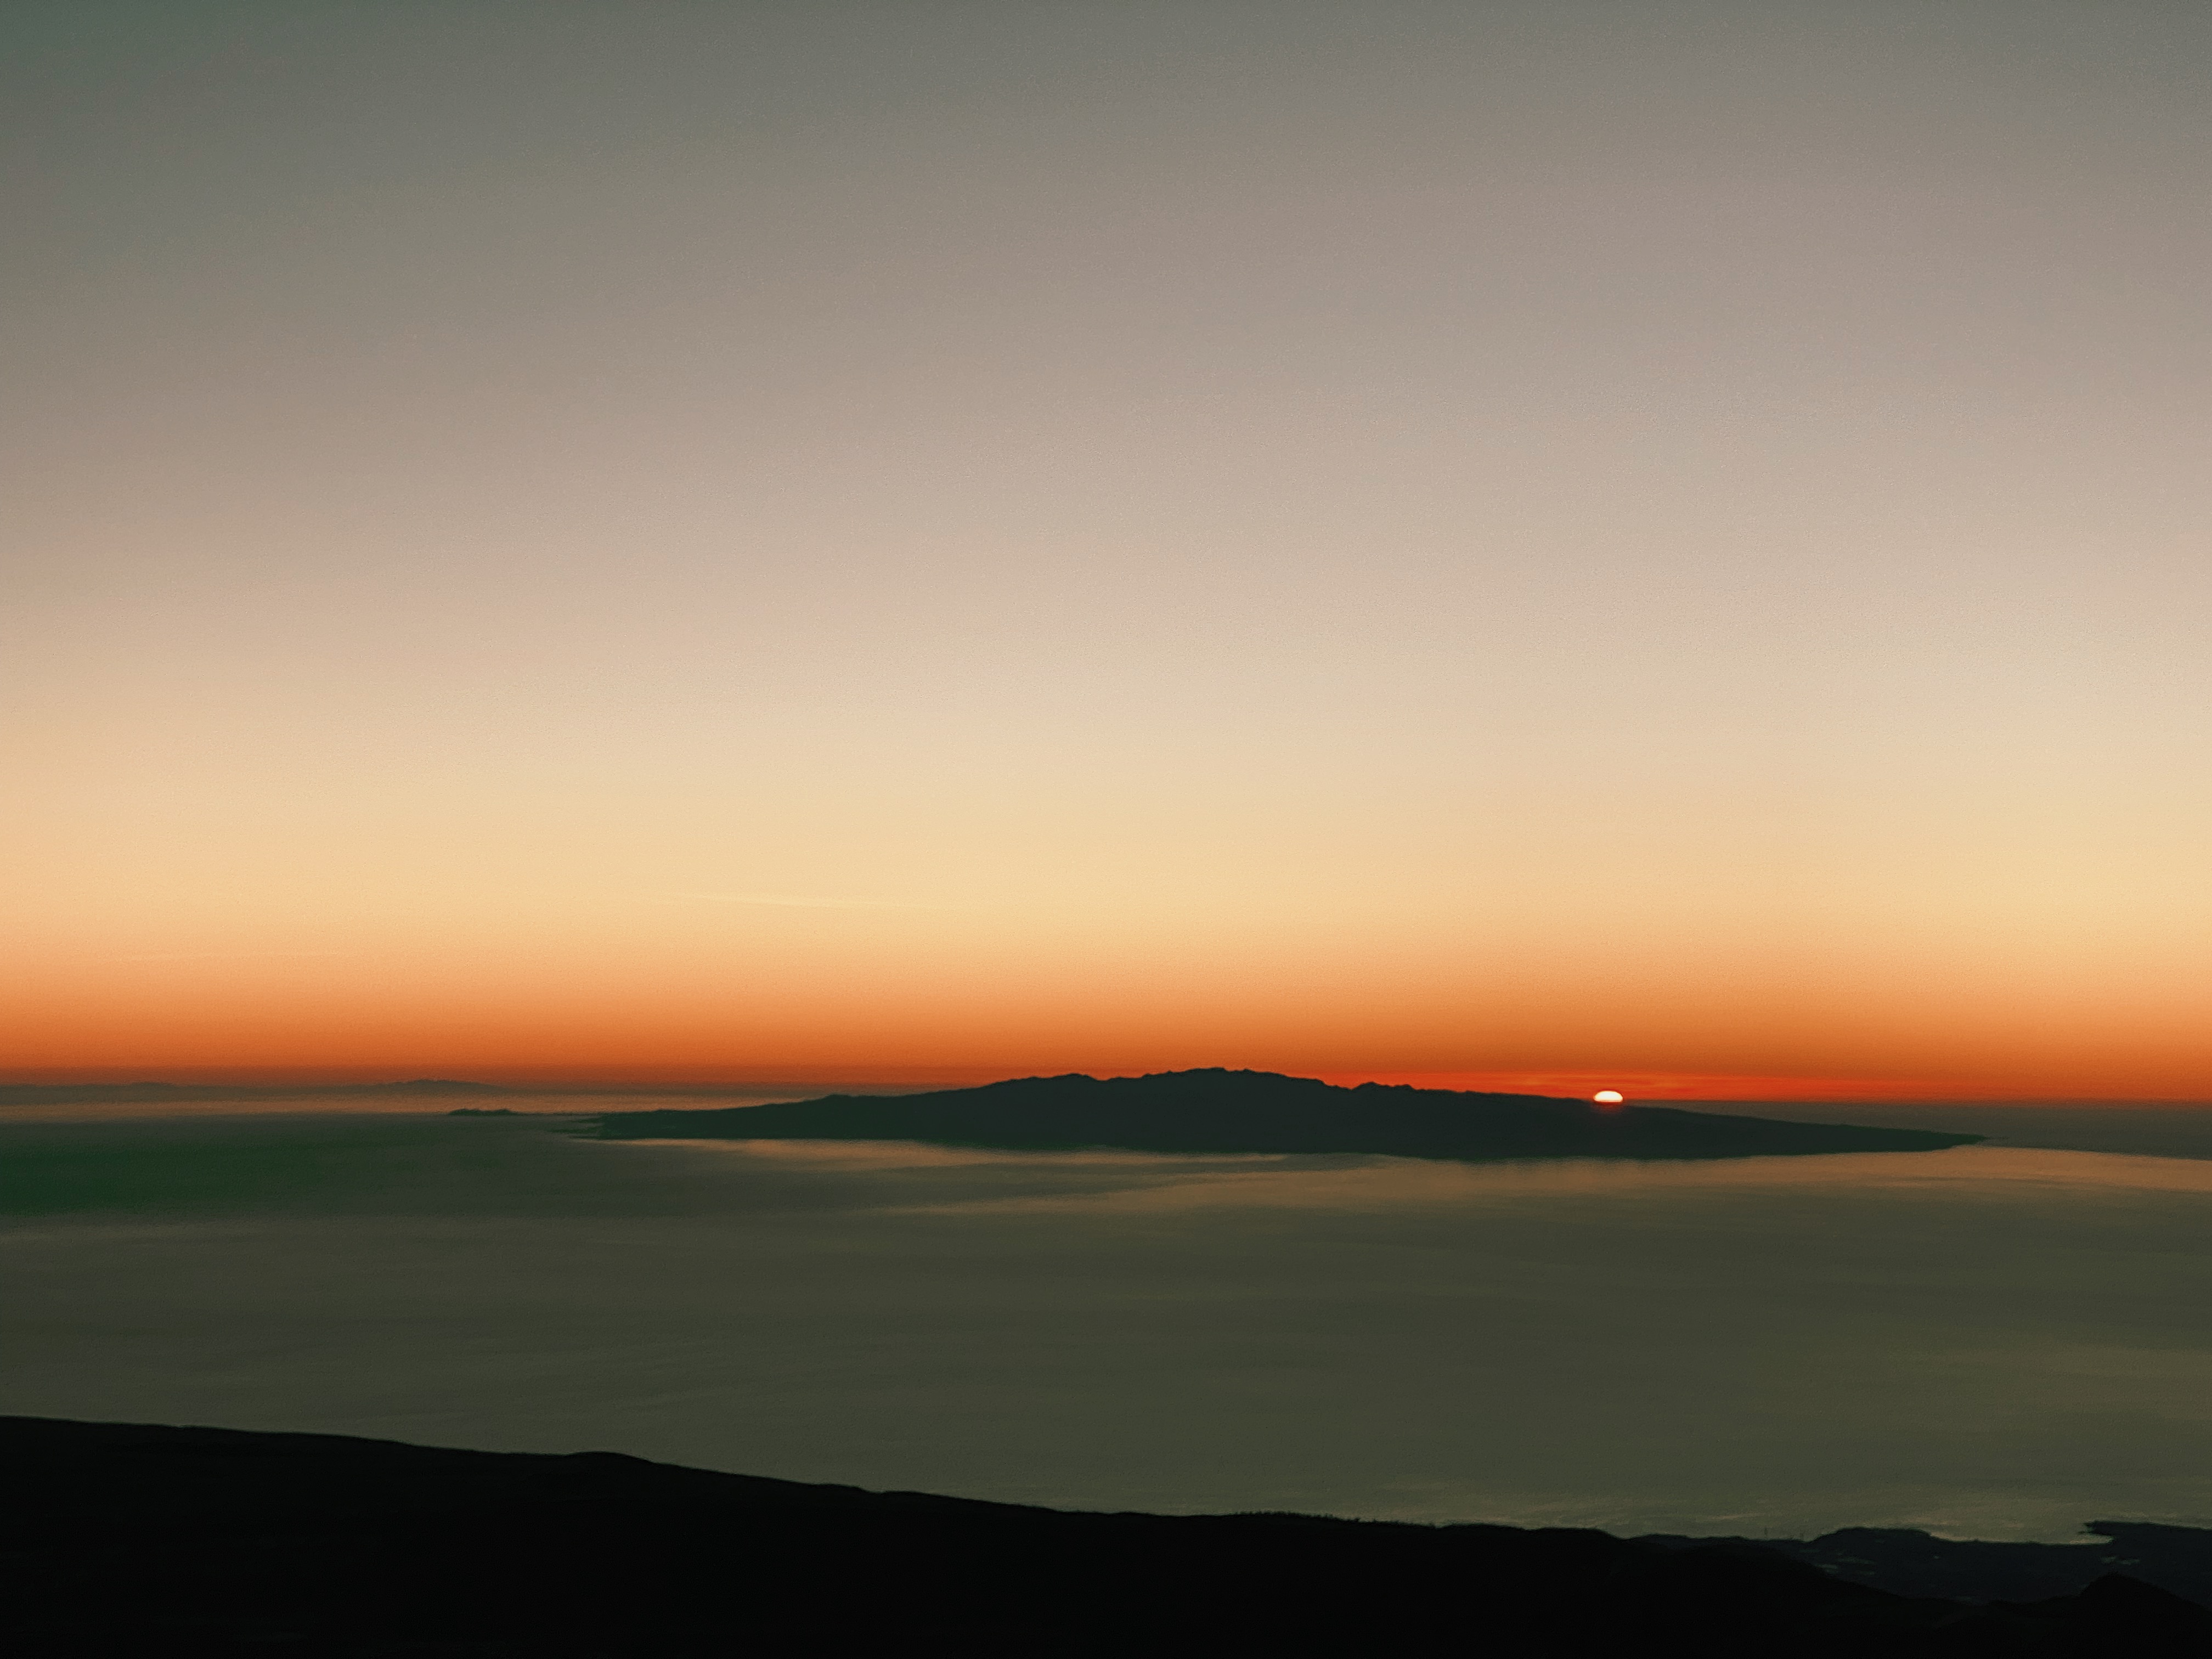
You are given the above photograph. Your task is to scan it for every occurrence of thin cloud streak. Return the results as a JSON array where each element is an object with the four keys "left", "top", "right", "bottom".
[
  {"left": 116, "top": 953, "right": 348, "bottom": 963},
  {"left": 658, "top": 891, "right": 958, "bottom": 911}
]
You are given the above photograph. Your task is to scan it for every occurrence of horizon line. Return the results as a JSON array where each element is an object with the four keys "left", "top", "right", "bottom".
[{"left": 2, "top": 1068, "right": 2209, "bottom": 1108}]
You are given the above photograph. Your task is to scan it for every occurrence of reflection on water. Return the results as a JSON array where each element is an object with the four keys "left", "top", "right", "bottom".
[
  {"left": 637, "top": 1135, "right": 2212, "bottom": 1217},
  {"left": 3, "top": 1110, "right": 2211, "bottom": 1542}
]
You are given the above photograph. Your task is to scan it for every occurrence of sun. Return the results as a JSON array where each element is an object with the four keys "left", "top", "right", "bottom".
[{"left": 1592, "top": 1090, "right": 1624, "bottom": 1105}]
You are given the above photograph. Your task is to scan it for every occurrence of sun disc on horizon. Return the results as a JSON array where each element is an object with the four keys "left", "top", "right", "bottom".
[{"left": 1593, "top": 1090, "right": 1624, "bottom": 1105}]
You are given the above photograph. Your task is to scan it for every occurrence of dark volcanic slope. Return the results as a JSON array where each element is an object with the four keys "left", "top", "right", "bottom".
[
  {"left": 4, "top": 1418, "right": 2205, "bottom": 1658},
  {"left": 583, "top": 1066, "right": 1981, "bottom": 1162}
]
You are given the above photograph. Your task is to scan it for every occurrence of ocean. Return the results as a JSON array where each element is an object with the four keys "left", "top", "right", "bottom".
[{"left": 4, "top": 1099, "right": 2210, "bottom": 1542}]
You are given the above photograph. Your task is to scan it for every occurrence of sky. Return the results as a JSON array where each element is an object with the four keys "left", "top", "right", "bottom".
[{"left": 5, "top": 2, "right": 2209, "bottom": 1098}]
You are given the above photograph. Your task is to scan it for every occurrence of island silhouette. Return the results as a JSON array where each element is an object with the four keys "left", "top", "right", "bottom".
[
  {"left": 581, "top": 1067, "right": 1982, "bottom": 1162},
  {"left": 0, "top": 1077, "right": 507, "bottom": 1107}
]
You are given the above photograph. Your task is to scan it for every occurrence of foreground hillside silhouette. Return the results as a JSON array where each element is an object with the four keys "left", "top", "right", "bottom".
[
  {"left": 4, "top": 1417, "right": 2205, "bottom": 1656},
  {"left": 583, "top": 1067, "right": 1980, "bottom": 1161}
]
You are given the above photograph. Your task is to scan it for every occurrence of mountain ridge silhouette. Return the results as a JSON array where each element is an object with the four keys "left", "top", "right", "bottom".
[{"left": 583, "top": 1066, "right": 1983, "bottom": 1161}]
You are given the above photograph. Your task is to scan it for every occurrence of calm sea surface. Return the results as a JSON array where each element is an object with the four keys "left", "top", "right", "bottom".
[{"left": 5, "top": 1101, "right": 2211, "bottom": 1541}]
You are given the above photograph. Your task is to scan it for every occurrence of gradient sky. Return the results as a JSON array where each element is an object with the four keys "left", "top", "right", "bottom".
[{"left": 6, "top": 2, "right": 2209, "bottom": 1097}]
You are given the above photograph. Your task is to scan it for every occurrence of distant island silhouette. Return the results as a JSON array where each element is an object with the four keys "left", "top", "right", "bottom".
[
  {"left": 583, "top": 1068, "right": 1982, "bottom": 1163},
  {"left": 0, "top": 1077, "right": 506, "bottom": 1107},
  {"left": 3, "top": 1417, "right": 2203, "bottom": 1655}
]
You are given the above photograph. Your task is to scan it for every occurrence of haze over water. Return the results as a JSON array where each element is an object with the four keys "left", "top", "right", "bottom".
[{"left": 8, "top": 1102, "right": 2210, "bottom": 1543}]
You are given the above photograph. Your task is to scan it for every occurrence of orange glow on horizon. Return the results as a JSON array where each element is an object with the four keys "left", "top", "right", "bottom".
[
  {"left": 3, "top": 1049, "right": 2205, "bottom": 1105},
  {"left": 12, "top": 796, "right": 2209, "bottom": 1104}
]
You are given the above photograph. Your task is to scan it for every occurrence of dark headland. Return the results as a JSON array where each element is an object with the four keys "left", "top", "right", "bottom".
[
  {"left": 583, "top": 1067, "right": 1982, "bottom": 1162},
  {"left": 4, "top": 1417, "right": 2204, "bottom": 1656}
]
